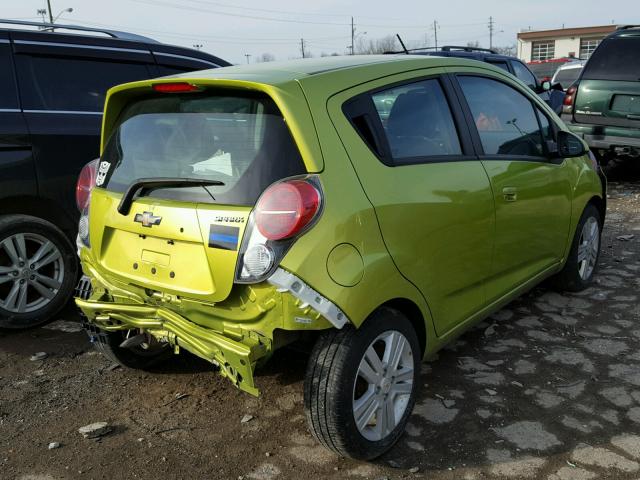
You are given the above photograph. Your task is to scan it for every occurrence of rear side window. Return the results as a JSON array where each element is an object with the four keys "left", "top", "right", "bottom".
[
  {"left": 582, "top": 37, "right": 640, "bottom": 81},
  {"left": 370, "top": 79, "right": 462, "bottom": 161},
  {"left": 488, "top": 61, "right": 510, "bottom": 72},
  {"left": 101, "top": 91, "right": 306, "bottom": 206},
  {"left": 0, "top": 43, "right": 19, "bottom": 109},
  {"left": 459, "top": 76, "right": 544, "bottom": 157},
  {"left": 511, "top": 61, "right": 537, "bottom": 89},
  {"left": 15, "top": 55, "right": 151, "bottom": 112}
]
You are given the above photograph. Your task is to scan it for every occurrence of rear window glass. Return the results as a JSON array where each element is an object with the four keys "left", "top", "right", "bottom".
[
  {"left": 15, "top": 55, "right": 151, "bottom": 112},
  {"left": 512, "top": 61, "right": 537, "bottom": 88},
  {"left": 100, "top": 91, "right": 306, "bottom": 206},
  {"left": 553, "top": 67, "right": 582, "bottom": 87},
  {"left": 582, "top": 37, "right": 640, "bottom": 81}
]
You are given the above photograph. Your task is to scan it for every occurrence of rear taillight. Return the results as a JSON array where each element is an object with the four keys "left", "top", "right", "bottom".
[
  {"left": 76, "top": 159, "right": 99, "bottom": 211},
  {"left": 152, "top": 82, "right": 201, "bottom": 93},
  {"left": 255, "top": 180, "right": 320, "bottom": 240},
  {"left": 236, "top": 176, "right": 323, "bottom": 283},
  {"left": 563, "top": 84, "right": 578, "bottom": 114}
]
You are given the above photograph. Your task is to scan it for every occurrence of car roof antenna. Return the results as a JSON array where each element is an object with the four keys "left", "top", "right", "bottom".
[{"left": 396, "top": 34, "right": 409, "bottom": 54}]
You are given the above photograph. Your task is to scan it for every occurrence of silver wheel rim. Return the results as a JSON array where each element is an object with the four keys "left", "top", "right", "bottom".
[
  {"left": 352, "top": 330, "right": 414, "bottom": 442},
  {"left": 577, "top": 216, "right": 599, "bottom": 281},
  {"left": 0, "top": 233, "right": 65, "bottom": 314}
]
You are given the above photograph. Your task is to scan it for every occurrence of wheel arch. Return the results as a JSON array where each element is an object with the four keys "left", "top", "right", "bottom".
[
  {"left": 372, "top": 297, "right": 428, "bottom": 356},
  {"left": 0, "top": 196, "right": 77, "bottom": 239},
  {"left": 587, "top": 194, "right": 606, "bottom": 224}
]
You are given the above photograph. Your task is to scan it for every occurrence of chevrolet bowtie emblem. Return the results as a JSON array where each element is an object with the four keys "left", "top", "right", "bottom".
[{"left": 134, "top": 211, "right": 162, "bottom": 228}]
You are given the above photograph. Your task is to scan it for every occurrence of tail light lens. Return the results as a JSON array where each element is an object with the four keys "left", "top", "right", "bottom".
[
  {"left": 236, "top": 176, "right": 323, "bottom": 283},
  {"left": 255, "top": 180, "right": 320, "bottom": 240},
  {"left": 76, "top": 159, "right": 99, "bottom": 211},
  {"left": 563, "top": 84, "right": 578, "bottom": 114}
]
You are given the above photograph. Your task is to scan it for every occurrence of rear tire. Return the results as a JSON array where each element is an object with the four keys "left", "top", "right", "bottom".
[
  {"left": 304, "top": 307, "right": 421, "bottom": 460},
  {"left": 87, "top": 327, "right": 173, "bottom": 370},
  {"left": 552, "top": 204, "right": 602, "bottom": 292},
  {"left": 0, "top": 215, "right": 77, "bottom": 329}
]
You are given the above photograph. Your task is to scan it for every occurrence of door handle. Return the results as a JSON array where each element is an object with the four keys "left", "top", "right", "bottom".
[{"left": 502, "top": 187, "right": 517, "bottom": 202}]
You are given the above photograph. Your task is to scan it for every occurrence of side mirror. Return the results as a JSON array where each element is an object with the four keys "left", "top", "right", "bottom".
[{"left": 551, "top": 130, "right": 587, "bottom": 158}]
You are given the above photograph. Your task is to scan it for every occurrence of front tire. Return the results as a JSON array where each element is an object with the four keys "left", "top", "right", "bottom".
[
  {"left": 553, "top": 204, "right": 602, "bottom": 292},
  {"left": 0, "top": 215, "right": 77, "bottom": 329},
  {"left": 304, "top": 308, "right": 421, "bottom": 460}
]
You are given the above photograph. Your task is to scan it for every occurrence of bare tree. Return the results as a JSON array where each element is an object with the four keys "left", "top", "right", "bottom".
[
  {"left": 256, "top": 52, "right": 276, "bottom": 63},
  {"left": 494, "top": 44, "right": 516, "bottom": 56},
  {"left": 466, "top": 40, "right": 481, "bottom": 49},
  {"left": 320, "top": 52, "right": 341, "bottom": 57},
  {"left": 355, "top": 35, "right": 398, "bottom": 55}
]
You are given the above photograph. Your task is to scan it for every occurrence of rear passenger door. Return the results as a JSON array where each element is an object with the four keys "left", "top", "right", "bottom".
[
  {"left": 11, "top": 33, "right": 155, "bottom": 224},
  {"left": 330, "top": 70, "right": 495, "bottom": 336},
  {"left": 0, "top": 32, "right": 35, "bottom": 199},
  {"left": 452, "top": 72, "right": 572, "bottom": 303}
]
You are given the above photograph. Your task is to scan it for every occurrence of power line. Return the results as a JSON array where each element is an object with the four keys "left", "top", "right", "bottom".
[
  {"left": 129, "top": 0, "right": 487, "bottom": 30},
  {"left": 70, "top": 18, "right": 349, "bottom": 44}
]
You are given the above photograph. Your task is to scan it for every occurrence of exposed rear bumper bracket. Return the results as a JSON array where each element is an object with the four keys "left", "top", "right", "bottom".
[
  {"left": 75, "top": 298, "right": 267, "bottom": 396},
  {"left": 267, "top": 268, "right": 349, "bottom": 329}
]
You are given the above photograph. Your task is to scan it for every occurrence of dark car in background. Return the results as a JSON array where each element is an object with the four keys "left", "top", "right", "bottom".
[
  {"left": 0, "top": 19, "right": 230, "bottom": 329},
  {"left": 389, "top": 45, "right": 564, "bottom": 113},
  {"left": 563, "top": 25, "right": 640, "bottom": 165}
]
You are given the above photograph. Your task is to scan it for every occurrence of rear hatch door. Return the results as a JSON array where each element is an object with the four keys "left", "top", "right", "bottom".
[
  {"left": 91, "top": 87, "right": 306, "bottom": 303},
  {"left": 575, "top": 35, "right": 640, "bottom": 128}
]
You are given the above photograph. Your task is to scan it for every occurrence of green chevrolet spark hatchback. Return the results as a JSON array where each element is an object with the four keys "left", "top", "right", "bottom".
[{"left": 75, "top": 55, "right": 605, "bottom": 459}]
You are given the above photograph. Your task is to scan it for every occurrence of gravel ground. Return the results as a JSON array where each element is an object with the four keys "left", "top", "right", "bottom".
[{"left": 1, "top": 164, "right": 639, "bottom": 480}]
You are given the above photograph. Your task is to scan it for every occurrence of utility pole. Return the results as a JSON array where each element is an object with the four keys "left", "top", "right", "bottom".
[
  {"left": 433, "top": 20, "right": 439, "bottom": 49},
  {"left": 244, "top": 54, "right": 251, "bottom": 64},
  {"left": 46, "top": 0, "right": 54, "bottom": 23},
  {"left": 488, "top": 16, "right": 495, "bottom": 49},
  {"left": 350, "top": 16, "right": 355, "bottom": 55},
  {"left": 300, "top": 38, "right": 306, "bottom": 58}
]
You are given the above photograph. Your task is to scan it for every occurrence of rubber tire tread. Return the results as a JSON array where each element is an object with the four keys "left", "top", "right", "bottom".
[
  {"left": 304, "top": 307, "right": 420, "bottom": 460},
  {"left": 552, "top": 204, "right": 601, "bottom": 292},
  {"left": 0, "top": 214, "right": 77, "bottom": 330}
]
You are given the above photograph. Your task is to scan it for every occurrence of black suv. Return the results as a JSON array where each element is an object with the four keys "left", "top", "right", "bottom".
[
  {"left": 388, "top": 45, "right": 564, "bottom": 113},
  {"left": 0, "top": 20, "right": 230, "bottom": 329}
]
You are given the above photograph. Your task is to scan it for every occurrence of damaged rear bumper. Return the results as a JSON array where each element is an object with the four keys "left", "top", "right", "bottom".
[{"left": 76, "top": 297, "right": 268, "bottom": 396}]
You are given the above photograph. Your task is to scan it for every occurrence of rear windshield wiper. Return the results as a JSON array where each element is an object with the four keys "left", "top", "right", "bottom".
[{"left": 117, "top": 177, "right": 225, "bottom": 215}]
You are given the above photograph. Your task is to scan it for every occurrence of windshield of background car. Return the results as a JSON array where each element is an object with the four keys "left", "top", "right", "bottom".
[
  {"left": 100, "top": 91, "right": 306, "bottom": 206},
  {"left": 582, "top": 36, "right": 640, "bottom": 81}
]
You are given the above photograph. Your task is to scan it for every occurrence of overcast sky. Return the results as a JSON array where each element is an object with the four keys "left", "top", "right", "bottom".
[{"left": 5, "top": 0, "right": 638, "bottom": 64}]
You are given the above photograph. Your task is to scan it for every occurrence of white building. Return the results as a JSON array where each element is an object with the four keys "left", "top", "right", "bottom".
[{"left": 517, "top": 25, "right": 618, "bottom": 62}]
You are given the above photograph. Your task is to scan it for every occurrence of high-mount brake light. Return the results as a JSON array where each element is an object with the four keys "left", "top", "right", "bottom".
[
  {"left": 255, "top": 180, "right": 321, "bottom": 241},
  {"left": 152, "top": 82, "right": 201, "bottom": 93},
  {"left": 76, "top": 159, "right": 99, "bottom": 211}
]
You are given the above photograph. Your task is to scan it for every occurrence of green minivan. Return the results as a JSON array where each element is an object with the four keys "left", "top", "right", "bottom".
[{"left": 75, "top": 55, "right": 605, "bottom": 459}]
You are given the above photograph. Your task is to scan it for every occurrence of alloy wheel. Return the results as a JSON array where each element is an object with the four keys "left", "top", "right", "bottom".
[
  {"left": 577, "top": 216, "right": 599, "bottom": 281},
  {"left": 352, "top": 330, "right": 415, "bottom": 441},
  {"left": 0, "top": 233, "right": 65, "bottom": 314}
]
